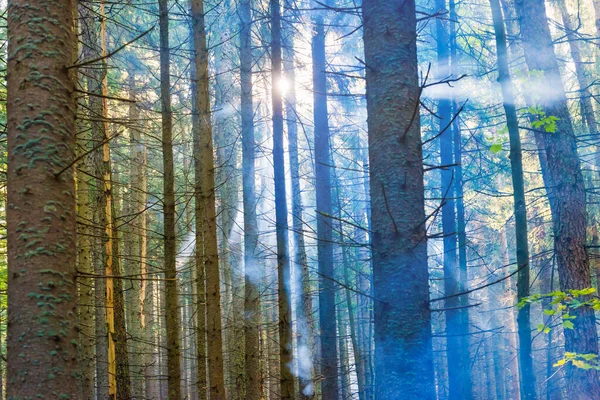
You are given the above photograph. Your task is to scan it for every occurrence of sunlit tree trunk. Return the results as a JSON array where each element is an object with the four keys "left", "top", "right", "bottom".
[
  {"left": 270, "top": 0, "right": 295, "bottom": 398},
  {"left": 191, "top": 1, "right": 227, "bottom": 398},
  {"left": 6, "top": 0, "right": 78, "bottom": 398},
  {"left": 363, "top": 0, "right": 435, "bottom": 398},
  {"left": 514, "top": 0, "right": 600, "bottom": 397},
  {"left": 282, "top": 1, "right": 316, "bottom": 397}
]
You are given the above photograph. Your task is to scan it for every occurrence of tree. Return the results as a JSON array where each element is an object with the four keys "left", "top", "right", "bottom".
[
  {"left": 489, "top": 0, "right": 536, "bottom": 398},
  {"left": 514, "top": 0, "right": 600, "bottom": 397},
  {"left": 191, "top": 0, "right": 227, "bottom": 397},
  {"left": 158, "top": 1, "right": 182, "bottom": 398},
  {"left": 362, "top": 0, "right": 435, "bottom": 398},
  {"left": 270, "top": 0, "right": 295, "bottom": 398},
  {"left": 6, "top": 0, "right": 78, "bottom": 398},
  {"left": 311, "top": 2, "right": 339, "bottom": 398}
]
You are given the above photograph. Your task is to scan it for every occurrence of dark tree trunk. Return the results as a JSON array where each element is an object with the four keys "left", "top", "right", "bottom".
[
  {"left": 362, "top": 1, "right": 435, "bottom": 398},
  {"left": 270, "top": 0, "right": 295, "bottom": 398},
  {"left": 311, "top": 3, "right": 339, "bottom": 399},
  {"left": 158, "top": 1, "right": 182, "bottom": 398}
]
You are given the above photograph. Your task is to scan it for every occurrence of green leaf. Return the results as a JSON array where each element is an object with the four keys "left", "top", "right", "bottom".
[
  {"left": 563, "top": 320, "right": 575, "bottom": 330},
  {"left": 543, "top": 309, "right": 555, "bottom": 316},
  {"left": 490, "top": 143, "right": 503, "bottom": 154}
]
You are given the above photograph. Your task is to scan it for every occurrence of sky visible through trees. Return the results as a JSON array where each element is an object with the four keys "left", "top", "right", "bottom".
[{"left": 5, "top": 0, "right": 600, "bottom": 399}]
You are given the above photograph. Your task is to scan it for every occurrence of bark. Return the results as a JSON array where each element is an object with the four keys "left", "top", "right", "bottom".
[
  {"left": 6, "top": 0, "right": 78, "bottom": 398},
  {"left": 77, "top": 8, "right": 96, "bottom": 397},
  {"left": 124, "top": 67, "right": 147, "bottom": 399},
  {"left": 239, "top": 0, "right": 263, "bottom": 398},
  {"left": 514, "top": 0, "right": 600, "bottom": 397},
  {"left": 362, "top": 0, "right": 435, "bottom": 398},
  {"left": 270, "top": 0, "right": 295, "bottom": 398},
  {"left": 158, "top": 1, "right": 182, "bottom": 398},
  {"left": 191, "top": 1, "right": 227, "bottom": 397},
  {"left": 490, "top": 0, "right": 536, "bottom": 398},
  {"left": 282, "top": 1, "right": 316, "bottom": 397},
  {"left": 434, "top": 2, "right": 467, "bottom": 398},
  {"left": 448, "top": 2, "right": 472, "bottom": 397},
  {"left": 311, "top": 3, "right": 339, "bottom": 399}
]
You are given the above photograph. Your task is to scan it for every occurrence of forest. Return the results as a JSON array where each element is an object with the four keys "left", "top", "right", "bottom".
[{"left": 6, "top": 0, "right": 600, "bottom": 399}]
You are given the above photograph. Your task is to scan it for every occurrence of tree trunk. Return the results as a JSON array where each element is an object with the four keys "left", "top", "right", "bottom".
[
  {"left": 282, "top": 1, "right": 316, "bottom": 397},
  {"left": 6, "top": 0, "right": 78, "bottom": 398},
  {"left": 311, "top": 3, "right": 339, "bottom": 399},
  {"left": 514, "top": 0, "right": 600, "bottom": 397},
  {"left": 555, "top": 0, "right": 597, "bottom": 136},
  {"left": 124, "top": 67, "right": 147, "bottom": 399},
  {"left": 362, "top": 0, "right": 435, "bottom": 398},
  {"left": 490, "top": 0, "right": 537, "bottom": 398},
  {"left": 191, "top": 1, "right": 227, "bottom": 398},
  {"left": 239, "top": 0, "right": 263, "bottom": 398},
  {"left": 158, "top": 1, "right": 182, "bottom": 398},
  {"left": 270, "top": 1, "right": 295, "bottom": 398}
]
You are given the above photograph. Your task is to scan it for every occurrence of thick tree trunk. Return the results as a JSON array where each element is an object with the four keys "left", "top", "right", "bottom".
[
  {"left": 311, "top": 3, "right": 339, "bottom": 399},
  {"left": 191, "top": 1, "right": 227, "bottom": 398},
  {"left": 489, "top": 1, "right": 537, "bottom": 398},
  {"left": 270, "top": 1, "right": 295, "bottom": 398},
  {"left": 514, "top": 0, "right": 600, "bottom": 397},
  {"left": 158, "top": 1, "right": 182, "bottom": 398},
  {"left": 362, "top": 1, "right": 435, "bottom": 398},
  {"left": 6, "top": 0, "right": 78, "bottom": 398}
]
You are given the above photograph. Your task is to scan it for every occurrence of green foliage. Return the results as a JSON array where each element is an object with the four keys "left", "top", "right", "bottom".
[
  {"left": 554, "top": 352, "right": 600, "bottom": 371},
  {"left": 527, "top": 106, "right": 560, "bottom": 133}
]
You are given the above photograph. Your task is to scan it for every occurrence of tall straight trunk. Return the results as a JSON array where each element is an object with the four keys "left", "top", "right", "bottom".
[
  {"left": 514, "top": 0, "right": 600, "bottom": 397},
  {"left": 270, "top": 1, "right": 295, "bottom": 398},
  {"left": 77, "top": 15, "right": 96, "bottom": 396},
  {"left": 6, "top": 0, "right": 78, "bottom": 398},
  {"left": 311, "top": 3, "right": 339, "bottom": 399},
  {"left": 125, "top": 67, "right": 147, "bottom": 399},
  {"left": 158, "top": 1, "right": 182, "bottom": 398},
  {"left": 362, "top": 1, "right": 435, "bottom": 398},
  {"left": 188, "top": 3, "right": 208, "bottom": 399},
  {"left": 448, "top": 2, "right": 472, "bottom": 397},
  {"left": 191, "top": 1, "right": 227, "bottom": 398},
  {"left": 239, "top": 0, "right": 262, "bottom": 398},
  {"left": 434, "top": 2, "right": 465, "bottom": 398},
  {"left": 555, "top": 0, "right": 597, "bottom": 136},
  {"left": 282, "top": 1, "right": 316, "bottom": 397},
  {"left": 84, "top": 11, "right": 109, "bottom": 399},
  {"left": 489, "top": 1, "right": 536, "bottom": 399}
]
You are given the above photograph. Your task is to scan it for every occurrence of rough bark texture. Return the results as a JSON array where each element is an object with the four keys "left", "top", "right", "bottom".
[
  {"left": 6, "top": 0, "right": 78, "bottom": 398},
  {"left": 311, "top": 4, "right": 339, "bottom": 399},
  {"left": 158, "top": 1, "right": 182, "bottom": 398},
  {"left": 514, "top": 0, "right": 600, "bottom": 397},
  {"left": 191, "top": 1, "right": 227, "bottom": 398},
  {"left": 490, "top": 1, "right": 536, "bottom": 398},
  {"left": 270, "top": 0, "right": 296, "bottom": 398},
  {"left": 362, "top": 1, "right": 435, "bottom": 398}
]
